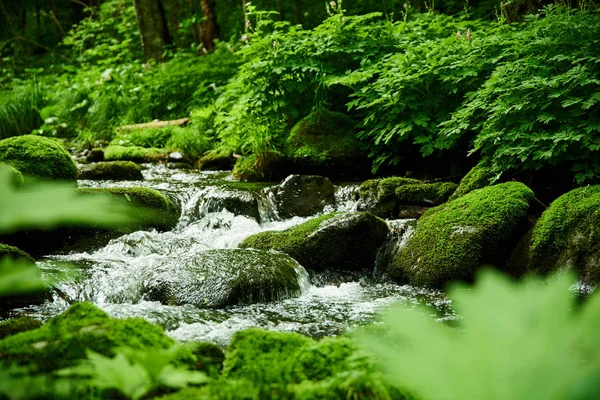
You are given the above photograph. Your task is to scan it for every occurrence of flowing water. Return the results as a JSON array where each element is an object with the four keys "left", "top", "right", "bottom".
[{"left": 26, "top": 165, "right": 454, "bottom": 347}]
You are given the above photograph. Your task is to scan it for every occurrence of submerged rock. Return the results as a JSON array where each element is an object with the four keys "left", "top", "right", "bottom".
[
  {"left": 267, "top": 175, "right": 335, "bottom": 219},
  {"left": 197, "top": 186, "right": 261, "bottom": 222},
  {"left": 78, "top": 161, "right": 144, "bottom": 181},
  {"left": 145, "top": 249, "right": 309, "bottom": 308},
  {"left": 389, "top": 182, "right": 534, "bottom": 287},
  {"left": 508, "top": 186, "right": 600, "bottom": 285},
  {"left": 239, "top": 212, "right": 389, "bottom": 275},
  {"left": 0, "top": 135, "right": 77, "bottom": 181}
]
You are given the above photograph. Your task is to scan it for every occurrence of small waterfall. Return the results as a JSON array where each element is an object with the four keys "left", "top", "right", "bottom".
[{"left": 374, "top": 219, "right": 416, "bottom": 277}]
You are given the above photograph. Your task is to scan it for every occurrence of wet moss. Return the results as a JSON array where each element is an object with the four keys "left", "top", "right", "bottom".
[
  {"left": 390, "top": 182, "right": 534, "bottom": 287},
  {"left": 78, "top": 161, "right": 143, "bottom": 181},
  {"left": 357, "top": 177, "right": 421, "bottom": 218},
  {"left": 181, "top": 342, "right": 225, "bottom": 379},
  {"left": 240, "top": 212, "right": 389, "bottom": 273},
  {"left": 104, "top": 145, "right": 168, "bottom": 163},
  {"left": 395, "top": 181, "right": 458, "bottom": 206},
  {"left": 78, "top": 187, "right": 179, "bottom": 230},
  {"left": 197, "top": 149, "right": 235, "bottom": 171},
  {"left": 447, "top": 163, "right": 495, "bottom": 201},
  {"left": 0, "top": 135, "right": 77, "bottom": 181},
  {"left": 232, "top": 152, "right": 284, "bottom": 182},
  {"left": 0, "top": 302, "right": 175, "bottom": 372},
  {"left": 0, "top": 243, "right": 35, "bottom": 264},
  {"left": 0, "top": 316, "right": 42, "bottom": 340},
  {"left": 523, "top": 186, "right": 600, "bottom": 284}
]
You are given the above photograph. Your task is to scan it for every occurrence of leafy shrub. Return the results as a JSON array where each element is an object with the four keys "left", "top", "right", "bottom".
[{"left": 0, "top": 82, "right": 45, "bottom": 139}]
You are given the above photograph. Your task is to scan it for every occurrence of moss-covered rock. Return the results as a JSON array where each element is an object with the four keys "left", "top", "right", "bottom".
[
  {"left": 0, "top": 135, "right": 77, "bottom": 181},
  {"left": 232, "top": 152, "right": 287, "bottom": 182},
  {"left": 395, "top": 181, "right": 458, "bottom": 206},
  {"left": 509, "top": 186, "right": 600, "bottom": 285},
  {"left": 357, "top": 177, "right": 422, "bottom": 218},
  {"left": 85, "top": 147, "right": 105, "bottom": 162},
  {"left": 145, "top": 249, "right": 308, "bottom": 308},
  {"left": 267, "top": 175, "right": 335, "bottom": 219},
  {"left": 198, "top": 150, "right": 235, "bottom": 171},
  {"left": 0, "top": 302, "right": 175, "bottom": 372},
  {"left": 104, "top": 145, "right": 168, "bottom": 163},
  {"left": 389, "top": 182, "right": 534, "bottom": 287},
  {"left": 0, "top": 316, "right": 42, "bottom": 340},
  {"left": 196, "top": 186, "right": 261, "bottom": 222},
  {"left": 285, "top": 110, "right": 369, "bottom": 179},
  {"left": 0, "top": 244, "right": 50, "bottom": 310},
  {"left": 78, "top": 161, "right": 144, "bottom": 181},
  {"left": 447, "top": 163, "right": 495, "bottom": 201},
  {"left": 239, "top": 212, "right": 390, "bottom": 274},
  {"left": 79, "top": 187, "right": 180, "bottom": 230}
]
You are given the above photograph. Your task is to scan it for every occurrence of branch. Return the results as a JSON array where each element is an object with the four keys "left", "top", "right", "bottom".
[{"left": 0, "top": 36, "right": 77, "bottom": 65}]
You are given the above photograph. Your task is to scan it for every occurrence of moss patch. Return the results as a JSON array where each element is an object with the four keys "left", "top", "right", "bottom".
[
  {"left": 198, "top": 149, "right": 235, "bottom": 171},
  {"left": 78, "top": 187, "right": 179, "bottom": 230},
  {"left": 358, "top": 177, "right": 424, "bottom": 218},
  {"left": 390, "top": 182, "right": 534, "bottom": 287},
  {"left": 78, "top": 161, "right": 143, "bottom": 181},
  {"left": 523, "top": 186, "right": 600, "bottom": 284},
  {"left": 0, "top": 163, "right": 24, "bottom": 186},
  {"left": 104, "top": 145, "right": 168, "bottom": 163},
  {"left": 0, "top": 135, "right": 77, "bottom": 181},
  {"left": 232, "top": 152, "right": 285, "bottom": 182},
  {"left": 395, "top": 181, "right": 458, "bottom": 206},
  {"left": 0, "top": 302, "right": 175, "bottom": 372},
  {"left": 0, "top": 316, "right": 42, "bottom": 340},
  {"left": 239, "top": 212, "right": 389, "bottom": 273},
  {"left": 0, "top": 243, "right": 35, "bottom": 264},
  {"left": 448, "top": 163, "right": 495, "bottom": 201}
]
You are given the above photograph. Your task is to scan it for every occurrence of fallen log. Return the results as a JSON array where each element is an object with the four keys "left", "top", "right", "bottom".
[{"left": 117, "top": 117, "right": 190, "bottom": 132}]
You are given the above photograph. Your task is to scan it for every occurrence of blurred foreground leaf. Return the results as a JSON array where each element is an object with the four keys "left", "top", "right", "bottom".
[
  {"left": 363, "top": 270, "right": 600, "bottom": 400},
  {"left": 0, "top": 257, "right": 45, "bottom": 296}
]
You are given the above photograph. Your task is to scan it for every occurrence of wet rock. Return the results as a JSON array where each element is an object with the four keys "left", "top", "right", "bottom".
[
  {"left": 78, "top": 161, "right": 144, "bottom": 181},
  {"left": 389, "top": 182, "right": 534, "bottom": 287},
  {"left": 167, "top": 162, "right": 193, "bottom": 169},
  {"left": 145, "top": 249, "right": 308, "bottom": 308},
  {"left": 198, "top": 151, "right": 235, "bottom": 171},
  {"left": 267, "top": 175, "right": 335, "bottom": 219},
  {"left": 197, "top": 187, "right": 261, "bottom": 222},
  {"left": 239, "top": 212, "right": 390, "bottom": 274},
  {"left": 0, "top": 244, "right": 51, "bottom": 310},
  {"left": 232, "top": 152, "right": 288, "bottom": 182},
  {"left": 507, "top": 186, "right": 600, "bottom": 285},
  {"left": 168, "top": 151, "right": 184, "bottom": 161},
  {"left": 0, "top": 135, "right": 77, "bottom": 181}
]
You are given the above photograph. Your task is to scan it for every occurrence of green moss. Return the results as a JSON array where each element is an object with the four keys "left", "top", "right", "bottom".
[
  {"left": 0, "top": 135, "right": 77, "bottom": 181},
  {"left": 0, "top": 163, "right": 24, "bottom": 186},
  {"left": 78, "top": 187, "right": 179, "bottom": 230},
  {"left": 232, "top": 152, "right": 282, "bottom": 182},
  {"left": 286, "top": 110, "right": 361, "bottom": 165},
  {"left": 0, "top": 316, "right": 42, "bottom": 340},
  {"left": 198, "top": 149, "right": 234, "bottom": 171},
  {"left": 447, "top": 163, "right": 495, "bottom": 201},
  {"left": 525, "top": 186, "right": 600, "bottom": 284},
  {"left": 179, "top": 342, "right": 225, "bottom": 379},
  {"left": 357, "top": 177, "right": 422, "bottom": 217},
  {"left": 0, "top": 302, "right": 175, "bottom": 372},
  {"left": 390, "top": 182, "right": 534, "bottom": 287},
  {"left": 240, "top": 212, "right": 389, "bottom": 273},
  {"left": 395, "top": 181, "right": 458, "bottom": 206},
  {"left": 158, "top": 379, "right": 257, "bottom": 400},
  {"left": 0, "top": 243, "right": 35, "bottom": 264},
  {"left": 104, "top": 145, "right": 168, "bottom": 163},
  {"left": 78, "top": 161, "right": 143, "bottom": 180}
]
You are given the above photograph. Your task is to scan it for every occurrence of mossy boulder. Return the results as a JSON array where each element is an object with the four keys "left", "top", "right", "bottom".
[
  {"left": 78, "top": 161, "right": 144, "bottom": 180},
  {"left": 285, "top": 110, "right": 369, "bottom": 179},
  {"left": 389, "top": 182, "right": 534, "bottom": 287},
  {"left": 448, "top": 163, "right": 495, "bottom": 201},
  {"left": 104, "top": 145, "right": 168, "bottom": 163},
  {"left": 198, "top": 150, "right": 235, "bottom": 171},
  {"left": 508, "top": 186, "right": 600, "bottom": 285},
  {"left": 0, "top": 302, "right": 175, "bottom": 372},
  {"left": 0, "top": 135, "right": 77, "bottom": 181},
  {"left": 232, "top": 152, "right": 287, "bottom": 182},
  {"left": 0, "top": 244, "right": 50, "bottom": 310},
  {"left": 267, "top": 175, "right": 335, "bottom": 219},
  {"left": 196, "top": 186, "right": 261, "bottom": 222},
  {"left": 239, "top": 212, "right": 390, "bottom": 274},
  {"left": 79, "top": 187, "right": 180, "bottom": 231},
  {"left": 0, "top": 316, "right": 42, "bottom": 340},
  {"left": 144, "top": 249, "right": 309, "bottom": 308},
  {"left": 358, "top": 177, "right": 455, "bottom": 218}
]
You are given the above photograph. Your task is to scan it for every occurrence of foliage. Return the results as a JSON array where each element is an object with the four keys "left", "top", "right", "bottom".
[
  {"left": 363, "top": 269, "right": 600, "bottom": 400},
  {"left": 0, "top": 82, "right": 44, "bottom": 139}
]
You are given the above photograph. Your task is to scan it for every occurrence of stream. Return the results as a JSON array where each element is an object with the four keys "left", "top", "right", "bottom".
[{"left": 26, "top": 165, "right": 454, "bottom": 347}]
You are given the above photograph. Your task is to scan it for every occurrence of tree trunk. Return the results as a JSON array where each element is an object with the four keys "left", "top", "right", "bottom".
[
  {"left": 200, "top": 0, "right": 219, "bottom": 52},
  {"left": 132, "top": 0, "right": 171, "bottom": 61}
]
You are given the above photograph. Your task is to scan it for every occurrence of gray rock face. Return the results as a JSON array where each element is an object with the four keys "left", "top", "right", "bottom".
[
  {"left": 267, "top": 175, "right": 335, "bottom": 219},
  {"left": 196, "top": 187, "right": 261, "bottom": 222},
  {"left": 144, "top": 249, "right": 309, "bottom": 308},
  {"left": 78, "top": 161, "right": 143, "bottom": 181}
]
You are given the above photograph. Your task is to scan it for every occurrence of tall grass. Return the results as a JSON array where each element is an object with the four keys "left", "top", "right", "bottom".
[{"left": 0, "top": 82, "right": 45, "bottom": 139}]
